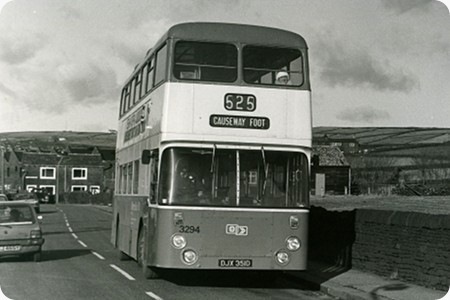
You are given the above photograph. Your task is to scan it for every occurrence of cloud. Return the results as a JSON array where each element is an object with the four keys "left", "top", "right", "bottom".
[
  {"left": 337, "top": 106, "right": 391, "bottom": 124},
  {"left": 380, "top": 0, "right": 434, "bottom": 14},
  {"left": 316, "top": 40, "right": 417, "bottom": 92},
  {"left": 0, "top": 32, "right": 47, "bottom": 65},
  {"left": 0, "top": 81, "right": 15, "bottom": 98},
  {"left": 58, "top": 62, "right": 119, "bottom": 104}
]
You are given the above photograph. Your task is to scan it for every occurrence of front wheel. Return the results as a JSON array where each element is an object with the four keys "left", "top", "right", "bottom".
[
  {"left": 33, "top": 251, "right": 42, "bottom": 262},
  {"left": 118, "top": 250, "right": 131, "bottom": 261},
  {"left": 137, "top": 227, "right": 158, "bottom": 279}
]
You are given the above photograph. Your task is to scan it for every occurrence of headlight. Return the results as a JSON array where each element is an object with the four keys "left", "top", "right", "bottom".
[
  {"left": 30, "top": 230, "right": 42, "bottom": 239},
  {"left": 171, "top": 234, "right": 187, "bottom": 249},
  {"left": 182, "top": 249, "right": 198, "bottom": 265},
  {"left": 286, "top": 236, "right": 301, "bottom": 251},
  {"left": 275, "top": 251, "right": 290, "bottom": 265}
]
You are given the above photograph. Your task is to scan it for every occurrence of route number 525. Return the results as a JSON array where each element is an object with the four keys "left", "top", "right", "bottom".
[{"left": 224, "top": 93, "right": 256, "bottom": 112}]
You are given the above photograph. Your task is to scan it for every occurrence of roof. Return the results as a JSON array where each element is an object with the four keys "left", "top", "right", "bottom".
[
  {"left": 313, "top": 145, "right": 349, "bottom": 167},
  {"left": 164, "top": 22, "right": 308, "bottom": 49},
  {"left": 19, "top": 152, "right": 103, "bottom": 166},
  {"left": 97, "top": 148, "right": 115, "bottom": 162}
]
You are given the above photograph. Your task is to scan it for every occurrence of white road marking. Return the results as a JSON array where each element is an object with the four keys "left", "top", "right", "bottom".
[
  {"left": 91, "top": 251, "right": 105, "bottom": 260},
  {"left": 78, "top": 240, "right": 88, "bottom": 248},
  {"left": 110, "top": 264, "right": 135, "bottom": 281},
  {"left": 61, "top": 210, "right": 106, "bottom": 264},
  {"left": 146, "top": 291, "right": 164, "bottom": 300}
]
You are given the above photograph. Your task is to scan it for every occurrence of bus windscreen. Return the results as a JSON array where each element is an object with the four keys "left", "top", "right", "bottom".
[{"left": 159, "top": 148, "right": 309, "bottom": 208}]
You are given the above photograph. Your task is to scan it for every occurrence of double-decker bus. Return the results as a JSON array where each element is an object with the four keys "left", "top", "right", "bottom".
[{"left": 112, "top": 22, "right": 311, "bottom": 278}]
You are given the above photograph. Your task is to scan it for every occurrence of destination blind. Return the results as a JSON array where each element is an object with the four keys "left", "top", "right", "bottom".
[{"left": 209, "top": 114, "right": 270, "bottom": 130}]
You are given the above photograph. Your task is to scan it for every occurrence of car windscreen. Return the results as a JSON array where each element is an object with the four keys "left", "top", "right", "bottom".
[
  {"left": 11, "top": 194, "right": 37, "bottom": 200},
  {"left": 0, "top": 204, "right": 35, "bottom": 224}
]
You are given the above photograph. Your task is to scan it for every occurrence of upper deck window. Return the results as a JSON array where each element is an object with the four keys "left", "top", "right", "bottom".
[
  {"left": 174, "top": 41, "right": 237, "bottom": 83},
  {"left": 243, "top": 46, "right": 303, "bottom": 86}
]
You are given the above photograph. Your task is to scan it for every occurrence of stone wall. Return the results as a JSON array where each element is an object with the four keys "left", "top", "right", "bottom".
[{"left": 309, "top": 206, "right": 450, "bottom": 290}]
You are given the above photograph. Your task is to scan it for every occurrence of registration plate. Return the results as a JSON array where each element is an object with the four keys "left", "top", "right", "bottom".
[
  {"left": 0, "top": 245, "right": 21, "bottom": 252},
  {"left": 218, "top": 259, "right": 253, "bottom": 268}
]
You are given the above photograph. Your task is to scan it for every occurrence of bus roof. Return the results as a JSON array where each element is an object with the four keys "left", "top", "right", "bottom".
[{"left": 159, "top": 22, "right": 308, "bottom": 50}]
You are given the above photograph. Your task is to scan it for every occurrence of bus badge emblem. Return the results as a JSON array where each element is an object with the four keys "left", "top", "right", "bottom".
[
  {"left": 173, "top": 212, "right": 184, "bottom": 226},
  {"left": 225, "top": 224, "right": 248, "bottom": 236}
]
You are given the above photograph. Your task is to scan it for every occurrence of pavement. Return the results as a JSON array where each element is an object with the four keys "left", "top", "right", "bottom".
[
  {"left": 289, "top": 260, "right": 448, "bottom": 300},
  {"left": 90, "top": 204, "right": 449, "bottom": 300},
  {"left": 296, "top": 196, "right": 450, "bottom": 300}
]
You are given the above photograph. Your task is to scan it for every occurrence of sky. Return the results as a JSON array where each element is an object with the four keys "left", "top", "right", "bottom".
[{"left": 0, "top": 0, "right": 449, "bottom": 133}]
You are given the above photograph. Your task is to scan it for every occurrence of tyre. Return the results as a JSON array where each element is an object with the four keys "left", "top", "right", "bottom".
[
  {"left": 33, "top": 251, "right": 41, "bottom": 262},
  {"left": 137, "top": 227, "right": 158, "bottom": 279},
  {"left": 116, "top": 217, "right": 131, "bottom": 261},
  {"left": 118, "top": 250, "right": 131, "bottom": 261}
]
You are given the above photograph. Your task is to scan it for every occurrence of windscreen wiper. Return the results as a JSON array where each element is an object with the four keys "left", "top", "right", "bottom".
[
  {"left": 261, "top": 147, "right": 269, "bottom": 197},
  {"left": 210, "top": 144, "right": 216, "bottom": 173}
]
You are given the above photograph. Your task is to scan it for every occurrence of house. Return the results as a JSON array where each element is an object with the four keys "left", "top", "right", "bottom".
[
  {"left": 0, "top": 150, "right": 23, "bottom": 193},
  {"left": 311, "top": 145, "right": 351, "bottom": 195},
  {"left": 0, "top": 146, "right": 115, "bottom": 201},
  {"left": 314, "top": 134, "right": 360, "bottom": 154},
  {"left": 21, "top": 151, "right": 105, "bottom": 195}
]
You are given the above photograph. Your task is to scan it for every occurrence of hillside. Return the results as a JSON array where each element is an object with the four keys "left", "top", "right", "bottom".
[
  {"left": 2, "top": 127, "right": 450, "bottom": 155},
  {"left": 313, "top": 127, "right": 450, "bottom": 158},
  {"left": 0, "top": 131, "right": 117, "bottom": 150}
]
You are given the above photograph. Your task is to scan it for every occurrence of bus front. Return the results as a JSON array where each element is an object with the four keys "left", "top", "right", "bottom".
[{"left": 144, "top": 23, "right": 311, "bottom": 274}]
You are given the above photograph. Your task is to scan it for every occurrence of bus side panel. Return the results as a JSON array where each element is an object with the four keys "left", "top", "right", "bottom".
[
  {"left": 146, "top": 207, "right": 308, "bottom": 270},
  {"left": 112, "top": 195, "right": 148, "bottom": 258},
  {"left": 112, "top": 195, "right": 129, "bottom": 253}
]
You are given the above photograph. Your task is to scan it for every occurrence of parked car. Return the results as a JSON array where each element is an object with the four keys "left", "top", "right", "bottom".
[
  {"left": 7, "top": 193, "right": 40, "bottom": 213},
  {"left": 0, "top": 201, "right": 45, "bottom": 262},
  {"left": 0, "top": 194, "right": 8, "bottom": 201},
  {"left": 31, "top": 188, "right": 54, "bottom": 204}
]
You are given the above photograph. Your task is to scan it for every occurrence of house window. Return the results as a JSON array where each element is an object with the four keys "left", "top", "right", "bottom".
[
  {"left": 248, "top": 171, "right": 258, "bottom": 185},
  {"left": 26, "top": 185, "right": 37, "bottom": 192},
  {"left": 40, "top": 185, "right": 55, "bottom": 195},
  {"left": 40, "top": 167, "right": 56, "bottom": 179},
  {"left": 90, "top": 185, "right": 101, "bottom": 194},
  {"left": 71, "top": 185, "right": 87, "bottom": 192},
  {"left": 72, "top": 168, "right": 87, "bottom": 180}
]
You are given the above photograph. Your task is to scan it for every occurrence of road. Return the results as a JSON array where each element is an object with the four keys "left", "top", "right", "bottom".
[{"left": 0, "top": 204, "right": 334, "bottom": 300}]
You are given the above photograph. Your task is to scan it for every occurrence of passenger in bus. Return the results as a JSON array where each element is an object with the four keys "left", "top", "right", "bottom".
[
  {"left": 176, "top": 167, "right": 211, "bottom": 205},
  {"left": 275, "top": 71, "right": 291, "bottom": 85}
]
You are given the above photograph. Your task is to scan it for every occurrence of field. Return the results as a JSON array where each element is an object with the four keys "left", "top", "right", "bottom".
[
  {"left": 314, "top": 127, "right": 450, "bottom": 158},
  {"left": 310, "top": 194, "right": 450, "bottom": 215}
]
